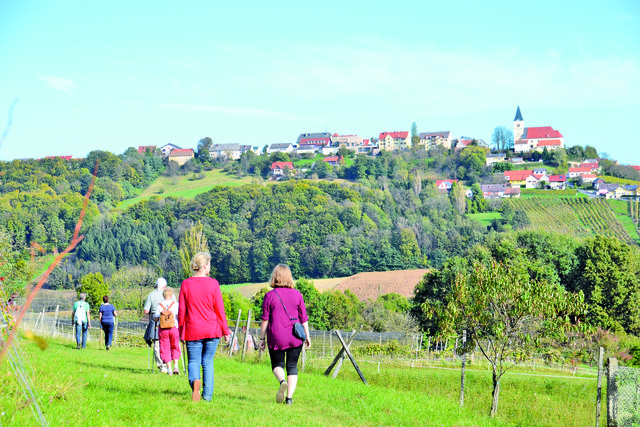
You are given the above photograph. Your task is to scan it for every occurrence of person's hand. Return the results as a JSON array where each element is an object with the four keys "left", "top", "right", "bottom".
[
  {"left": 223, "top": 334, "right": 230, "bottom": 344},
  {"left": 259, "top": 338, "right": 266, "bottom": 351},
  {"left": 304, "top": 338, "right": 311, "bottom": 350}
]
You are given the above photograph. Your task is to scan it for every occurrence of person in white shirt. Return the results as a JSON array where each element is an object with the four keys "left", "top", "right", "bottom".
[{"left": 154, "top": 287, "right": 181, "bottom": 375}]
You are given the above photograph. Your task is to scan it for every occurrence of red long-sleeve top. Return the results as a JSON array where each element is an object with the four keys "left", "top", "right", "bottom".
[{"left": 178, "top": 276, "right": 230, "bottom": 341}]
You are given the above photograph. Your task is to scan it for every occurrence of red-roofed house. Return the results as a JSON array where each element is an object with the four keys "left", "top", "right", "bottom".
[
  {"left": 579, "top": 173, "right": 598, "bottom": 184},
  {"left": 323, "top": 156, "right": 341, "bottom": 166},
  {"left": 435, "top": 179, "right": 458, "bottom": 192},
  {"left": 513, "top": 106, "right": 564, "bottom": 153},
  {"left": 548, "top": 175, "right": 567, "bottom": 190},
  {"left": 505, "top": 187, "right": 521, "bottom": 198},
  {"left": 270, "top": 162, "right": 295, "bottom": 176},
  {"left": 138, "top": 145, "right": 156, "bottom": 155},
  {"left": 581, "top": 162, "right": 599, "bottom": 173},
  {"left": 168, "top": 148, "right": 194, "bottom": 165},
  {"left": 44, "top": 155, "right": 73, "bottom": 161},
  {"left": 568, "top": 167, "right": 592, "bottom": 178},
  {"left": 504, "top": 170, "right": 534, "bottom": 187},
  {"left": 378, "top": 131, "right": 409, "bottom": 151},
  {"left": 632, "top": 166, "right": 640, "bottom": 172}
]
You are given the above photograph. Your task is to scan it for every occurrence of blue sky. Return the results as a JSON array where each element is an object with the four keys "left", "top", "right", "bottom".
[{"left": 1, "top": 0, "right": 639, "bottom": 164}]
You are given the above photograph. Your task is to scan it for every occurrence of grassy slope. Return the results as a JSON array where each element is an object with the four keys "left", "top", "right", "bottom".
[
  {"left": 607, "top": 199, "right": 640, "bottom": 242},
  {"left": 468, "top": 212, "right": 501, "bottom": 227},
  {"left": 118, "top": 170, "right": 257, "bottom": 209},
  {"left": 2, "top": 338, "right": 511, "bottom": 427}
]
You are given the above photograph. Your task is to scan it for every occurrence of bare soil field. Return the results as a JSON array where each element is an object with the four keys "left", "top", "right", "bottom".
[{"left": 233, "top": 269, "right": 429, "bottom": 301}]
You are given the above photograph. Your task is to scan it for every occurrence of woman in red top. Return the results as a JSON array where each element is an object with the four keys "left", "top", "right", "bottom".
[{"left": 178, "top": 252, "right": 230, "bottom": 402}]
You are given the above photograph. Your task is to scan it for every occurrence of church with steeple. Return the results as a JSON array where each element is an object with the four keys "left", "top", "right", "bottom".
[{"left": 513, "top": 106, "right": 564, "bottom": 153}]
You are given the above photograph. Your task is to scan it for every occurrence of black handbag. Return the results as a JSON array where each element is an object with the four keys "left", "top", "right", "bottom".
[{"left": 273, "top": 289, "right": 307, "bottom": 341}]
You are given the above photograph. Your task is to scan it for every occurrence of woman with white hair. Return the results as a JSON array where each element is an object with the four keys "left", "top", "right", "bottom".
[{"left": 144, "top": 277, "right": 173, "bottom": 372}]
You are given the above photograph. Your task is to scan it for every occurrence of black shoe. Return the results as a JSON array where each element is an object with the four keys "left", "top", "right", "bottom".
[
  {"left": 285, "top": 398, "right": 293, "bottom": 405},
  {"left": 76, "top": 344, "right": 80, "bottom": 349}
]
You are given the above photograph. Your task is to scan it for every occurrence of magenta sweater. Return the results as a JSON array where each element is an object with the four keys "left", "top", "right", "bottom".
[{"left": 262, "top": 287, "right": 309, "bottom": 350}]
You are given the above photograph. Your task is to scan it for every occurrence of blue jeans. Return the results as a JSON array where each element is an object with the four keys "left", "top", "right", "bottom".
[
  {"left": 101, "top": 322, "right": 114, "bottom": 347},
  {"left": 75, "top": 322, "right": 88, "bottom": 348},
  {"left": 186, "top": 338, "right": 220, "bottom": 401}
]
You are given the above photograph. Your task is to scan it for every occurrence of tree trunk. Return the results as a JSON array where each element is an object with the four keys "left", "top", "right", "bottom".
[{"left": 490, "top": 370, "right": 501, "bottom": 417}]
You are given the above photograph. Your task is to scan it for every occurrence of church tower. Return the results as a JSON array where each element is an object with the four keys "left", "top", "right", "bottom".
[{"left": 513, "top": 106, "right": 524, "bottom": 142}]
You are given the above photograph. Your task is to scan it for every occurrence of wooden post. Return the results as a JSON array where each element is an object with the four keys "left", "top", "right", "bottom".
[
  {"left": 241, "top": 309, "right": 252, "bottom": 362},
  {"left": 325, "top": 329, "right": 360, "bottom": 377},
  {"left": 332, "top": 329, "right": 359, "bottom": 379},
  {"left": 229, "top": 310, "right": 241, "bottom": 357},
  {"left": 52, "top": 305, "right": 59, "bottom": 337},
  {"left": 301, "top": 345, "right": 306, "bottom": 372},
  {"left": 333, "top": 330, "right": 367, "bottom": 385},
  {"left": 460, "top": 330, "right": 467, "bottom": 407},
  {"left": 607, "top": 357, "right": 618, "bottom": 427},
  {"left": 596, "top": 347, "right": 603, "bottom": 427}
]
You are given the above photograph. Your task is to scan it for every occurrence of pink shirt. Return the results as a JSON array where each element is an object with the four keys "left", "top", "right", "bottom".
[{"left": 178, "top": 276, "right": 230, "bottom": 341}]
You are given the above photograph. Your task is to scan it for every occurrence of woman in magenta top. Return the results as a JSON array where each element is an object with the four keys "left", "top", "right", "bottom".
[
  {"left": 259, "top": 264, "right": 311, "bottom": 405},
  {"left": 178, "top": 252, "right": 230, "bottom": 402}
]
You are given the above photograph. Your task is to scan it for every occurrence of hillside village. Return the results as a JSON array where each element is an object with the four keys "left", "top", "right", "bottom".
[{"left": 130, "top": 106, "right": 640, "bottom": 201}]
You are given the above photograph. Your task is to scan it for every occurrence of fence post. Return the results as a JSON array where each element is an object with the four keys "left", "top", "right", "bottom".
[
  {"left": 229, "top": 310, "right": 242, "bottom": 357},
  {"left": 241, "top": 309, "right": 252, "bottom": 362},
  {"left": 114, "top": 318, "right": 118, "bottom": 346},
  {"left": 460, "top": 330, "right": 467, "bottom": 407},
  {"left": 52, "top": 305, "right": 59, "bottom": 337},
  {"left": 596, "top": 347, "right": 603, "bottom": 427},
  {"left": 607, "top": 357, "right": 618, "bottom": 427}
]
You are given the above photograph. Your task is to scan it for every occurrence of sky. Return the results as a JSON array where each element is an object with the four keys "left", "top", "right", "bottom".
[{"left": 0, "top": 0, "right": 639, "bottom": 164}]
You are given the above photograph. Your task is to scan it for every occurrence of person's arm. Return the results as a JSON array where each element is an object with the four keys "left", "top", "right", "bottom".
[
  {"left": 178, "top": 286, "right": 185, "bottom": 341},
  {"left": 143, "top": 293, "right": 151, "bottom": 315},
  {"left": 71, "top": 303, "right": 76, "bottom": 322},
  {"left": 259, "top": 320, "right": 268, "bottom": 351},
  {"left": 212, "top": 283, "right": 230, "bottom": 342},
  {"left": 87, "top": 308, "right": 91, "bottom": 329},
  {"left": 113, "top": 307, "right": 118, "bottom": 318},
  {"left": 302, "top": 321, "right": 311, "bottom": 349},
  {"left": 99, "top": 309, "right": 103, "bottom": 323}
]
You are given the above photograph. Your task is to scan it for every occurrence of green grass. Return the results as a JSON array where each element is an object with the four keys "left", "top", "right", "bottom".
[
  {"left": 118, "top": 169, "right": 257, "bottom": 209},
  {"left": 600, "top": 175, "right": 640, "bottom": 186},
  {"left": 468, "top": 212, "right": 501, "bottom": 227},
  {"left": 1, "top": 336, "right": 606, "bottom": 426},
  {"left": 607, "top": 199, "right": 640, "bottom": 242}
]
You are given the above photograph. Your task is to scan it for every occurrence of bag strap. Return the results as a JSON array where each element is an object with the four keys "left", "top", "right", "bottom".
[{"left": 273, "top": 289, "right": 297, "bottom": 321}]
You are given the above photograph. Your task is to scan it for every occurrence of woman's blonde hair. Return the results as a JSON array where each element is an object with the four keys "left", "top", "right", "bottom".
[
  {"left": 163, "top": 287, "right": 174, "bottom": 299},
  {"left": 191, "top": 252, "right": 212, "bottom": 273},
  {"left": 269, "top": 264, "right": 295, "bottom": 288}
]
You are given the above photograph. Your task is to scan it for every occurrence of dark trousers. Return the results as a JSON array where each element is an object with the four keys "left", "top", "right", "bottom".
[{"left": 101, "top": 322, "right": 114, "bottom": 347}]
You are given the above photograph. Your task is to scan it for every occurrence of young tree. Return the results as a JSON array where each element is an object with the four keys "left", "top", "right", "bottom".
[
  {"left": 179, "top": 222, "right": 209, "bottom": 279},
  {"left": 423, "top": 261, "right": 587, "bottom": 417},
  {"left": 78, "top": 273, "right": 109, "bottom": 309},
  {"left": 449, "top": 182, "right": 467, "bottom": 215}
]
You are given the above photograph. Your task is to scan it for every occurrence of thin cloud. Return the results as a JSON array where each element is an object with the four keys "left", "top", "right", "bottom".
[
  {"left": 159, "top": 103, "right": 311, "bottom": 121},
  {"left": 38, "top": 76, "right": 78, "bottom": 93}
]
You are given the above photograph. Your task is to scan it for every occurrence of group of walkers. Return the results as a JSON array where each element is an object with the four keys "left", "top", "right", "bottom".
[{"left": 70, "top": 253, "right": 311, "bottom": 404}]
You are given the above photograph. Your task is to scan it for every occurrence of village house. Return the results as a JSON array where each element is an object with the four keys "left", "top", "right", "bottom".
[
  {"left": 579, "top": 174, "right": 598, "bottom": 185},
  {"left": 485, "top": 152, "right": 507, "bottom": 166},
  {"left": 137, "top": 146, "right": 156, "bottom": 155},
  {"left": 632, "top": 166, "right": 640, "bottom": 172},
  {"left": 504, "top": 170, "right": 533, "bottom": 187},
  {"left": 568, "top": 167, "right": 593, "bottom": 178},
  {"left": 623, "top": 185, "right": 640, "bottom": 197},
  {"left": 159, "top": 143, "right": 181, "bottom": 156},
  {"left": 481, "top": 184, "right": 507, "bottom": 199},
  {"left": 323, "top": 156, "right": 341, "bottom": 166},
  {"left": 209, "top": 143, "right": 255, "bottom": 160},
  {"left": 533, "top": 168, "right": 547, "bottom": 175},
  {"left": 509, "top": 157, "right": 524, "bottom": 165},
  {"left": 435, "top": 179, "right": 458, "bottom": 192},
  {"left": 354, "top": 139, "right": 378, "bottom": 155},
  {"left": 270, "top": 161, "right": 294, "bottom": 177},
  {"left": 419, "top": 131, "right": 453, "bottom": 149},
  {"left": 267, "top": 143, "right": 294, "bottom": 154},
  {"left": 455, "top": 137, "right": 489, "bottom": 151},
  {"left": 378, "top": 131, "right": 410, "bottom": 151},
  {"left": 44, "top": 155, "right": 73, "bottom": 161},
  {"left": 598, "top": 183, "right": 620, "bottom": 199},
  {"left": 581, "top": 161, "right": 599, "bottom": 173},
  {"left": 168, "top": 148, "right": 194, "bottom": 165},
  {"left": 548, "top": 175, "right": 567, "bottom": 190},
  {"left": 505, "top": 187, "right": 521, "bottom": 198},
  {"left": 513, "top": 106, "right": 564, "bottom": 153},
  {"left": 592, "top": 178, "right": 606, "bottom": 189},
  {"left": 334, "top": 134, "right": 362, "bottom": 148}
]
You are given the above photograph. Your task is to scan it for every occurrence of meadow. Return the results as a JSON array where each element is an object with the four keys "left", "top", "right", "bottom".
[
  {"left": 0, "top": 336, "right": 605, "bottom": 426},
  {"left": 118, "top": 170, "right": 257, "bottom": 209}
]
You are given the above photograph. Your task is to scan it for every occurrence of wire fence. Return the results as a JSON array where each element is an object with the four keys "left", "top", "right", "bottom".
[{"left": 609, "top": 363, "right": 640, "bottom": 426}]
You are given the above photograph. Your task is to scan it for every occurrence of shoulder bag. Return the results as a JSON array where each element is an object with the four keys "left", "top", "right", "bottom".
[{"left": 273, "top": 289, "right": 306, "bottom": 341}]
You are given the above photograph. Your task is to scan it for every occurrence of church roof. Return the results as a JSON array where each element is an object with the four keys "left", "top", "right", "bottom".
[{"left": 514, "top": 106, "right": 523, "bottom": 122}]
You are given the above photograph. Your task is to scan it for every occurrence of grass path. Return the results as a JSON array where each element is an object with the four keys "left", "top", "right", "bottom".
[{"left": 1, "top": 337, "right": 605, "bottom": 426}]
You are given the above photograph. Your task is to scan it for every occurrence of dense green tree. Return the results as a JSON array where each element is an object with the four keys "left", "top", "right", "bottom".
[{"left": 78, "top": 272, "right": 109, "bottom": 310}]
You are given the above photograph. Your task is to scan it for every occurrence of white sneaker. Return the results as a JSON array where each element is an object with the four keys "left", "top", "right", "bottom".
[{"left": 160, "top": 366, "right": 168, "bottom": 374}]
